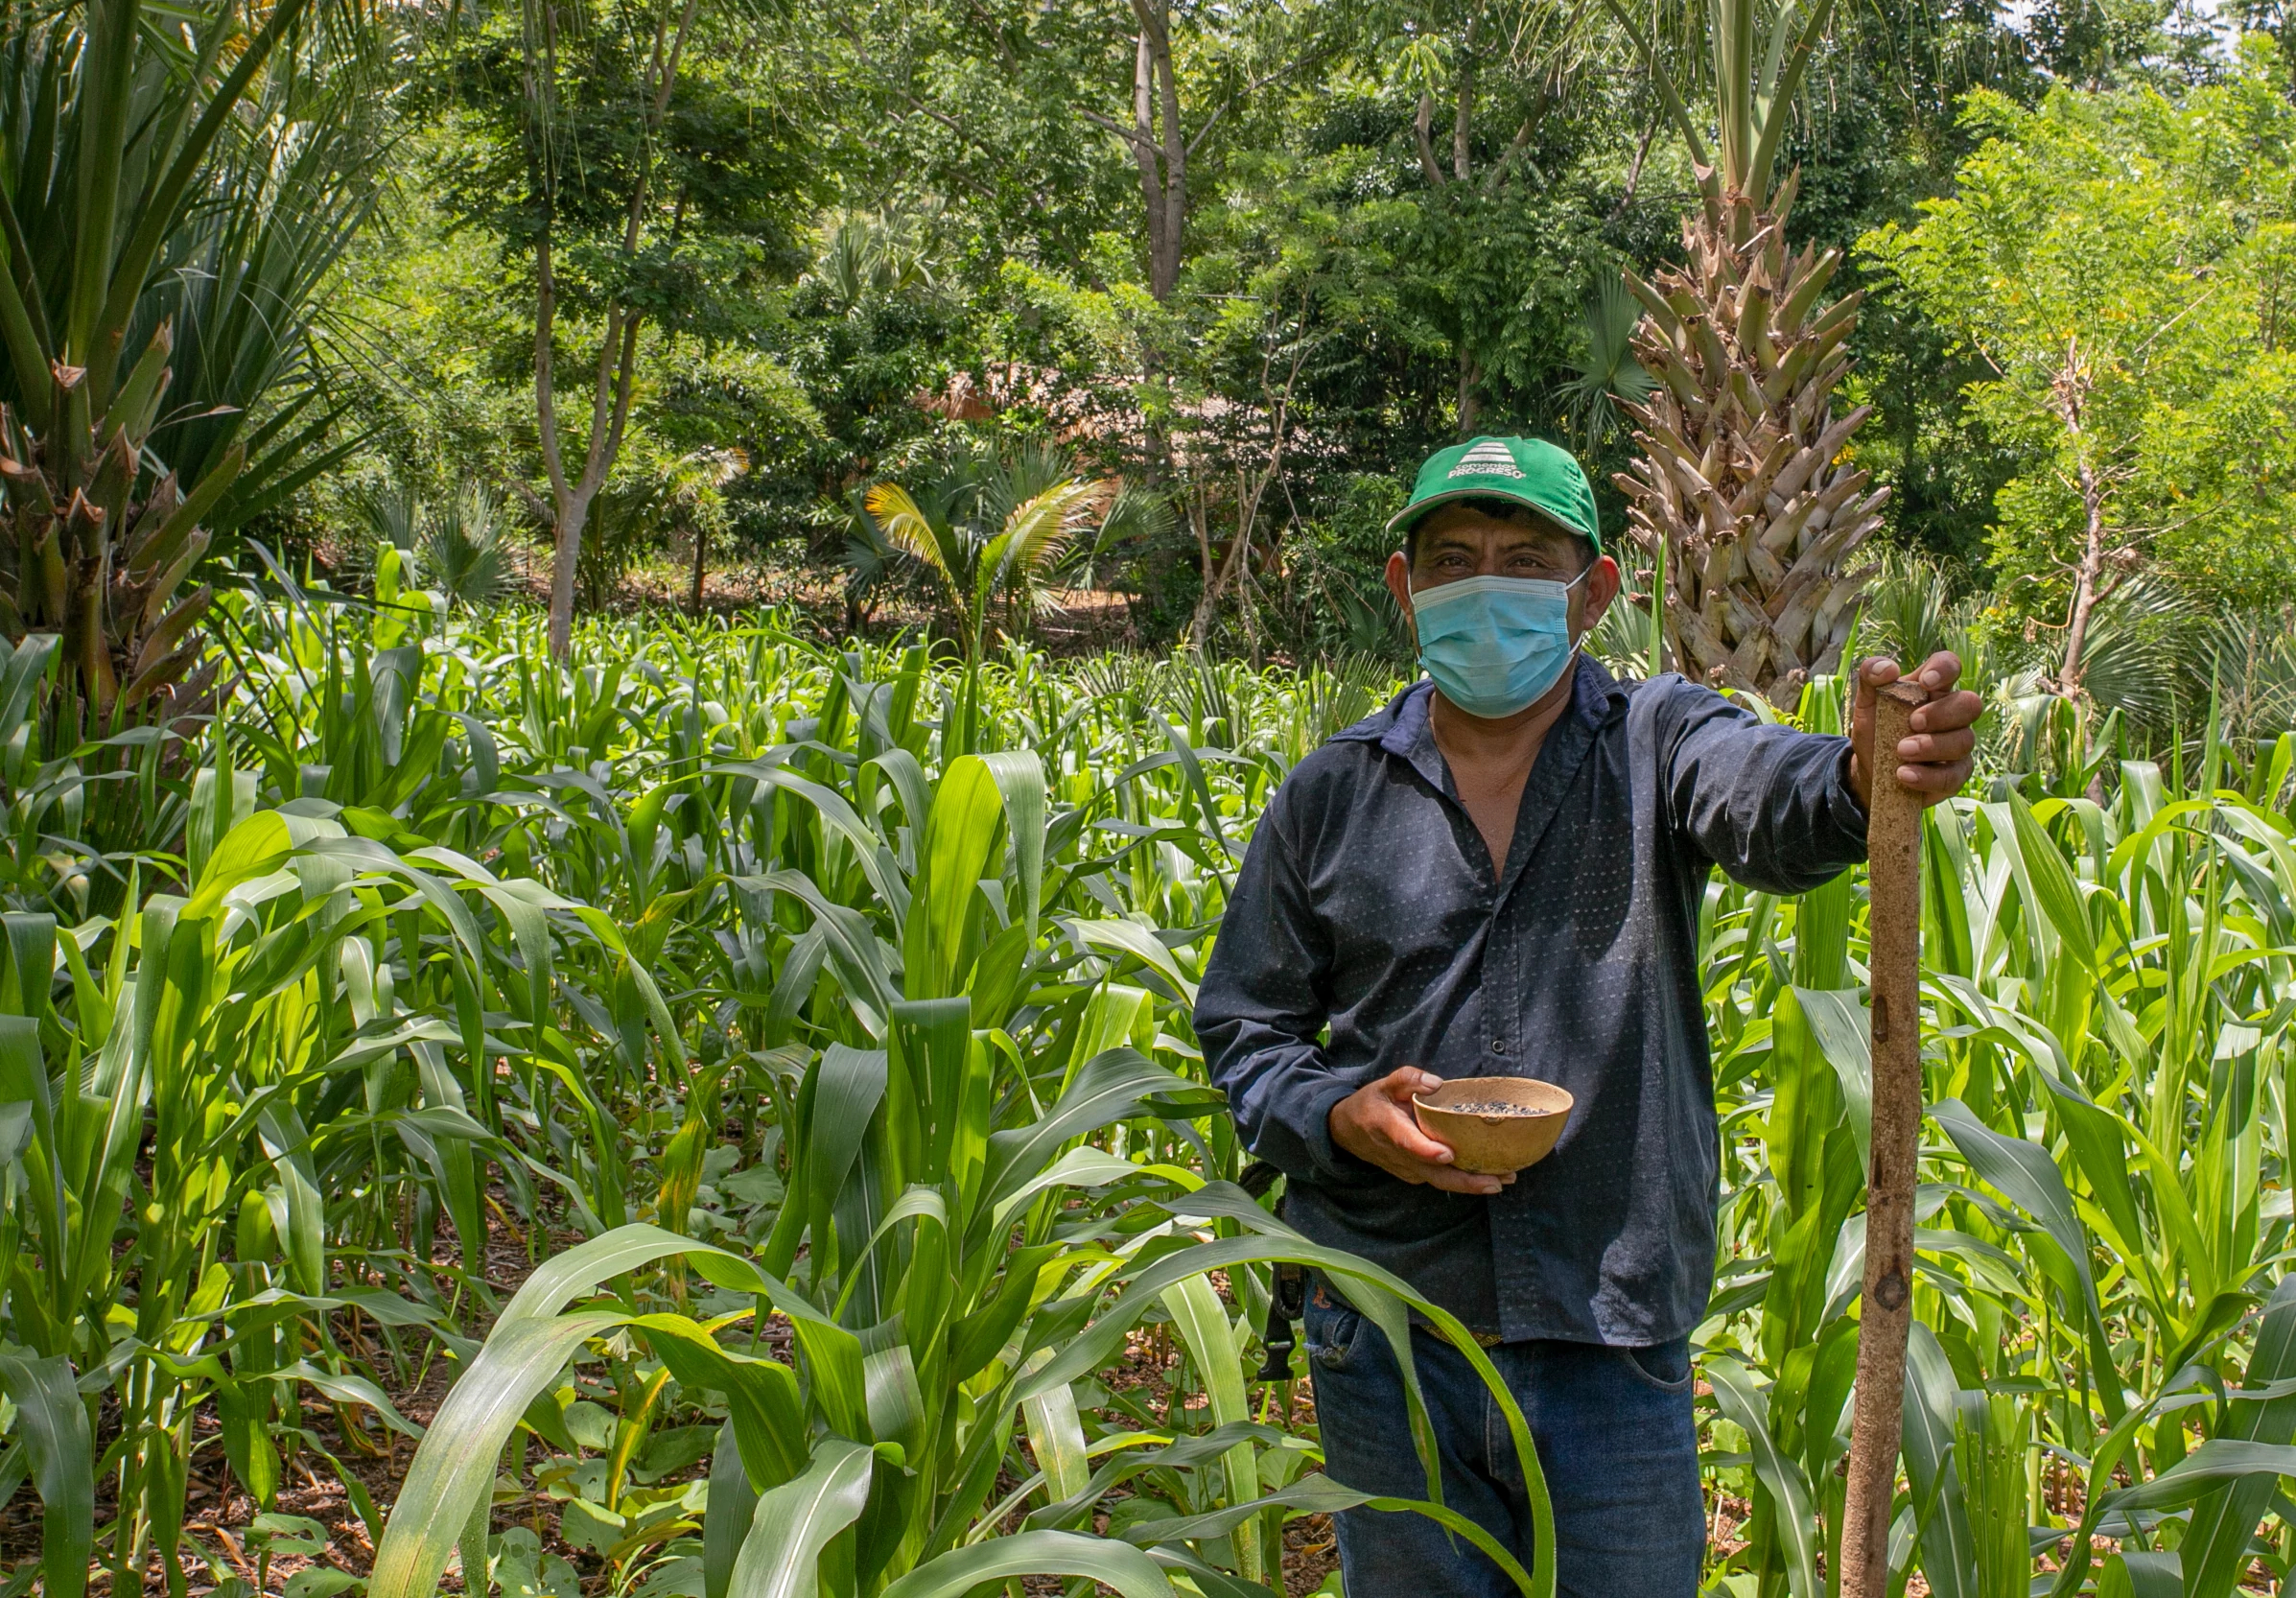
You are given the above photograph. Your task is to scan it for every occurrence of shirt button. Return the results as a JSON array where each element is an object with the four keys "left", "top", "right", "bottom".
[{"left": 1490, "top": 1041, "right": 1508, "bottom": 1056}]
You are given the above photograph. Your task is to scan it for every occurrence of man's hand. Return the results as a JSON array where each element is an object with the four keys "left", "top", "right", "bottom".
[
  {"left": 1849, "top": 652, "right": 1985, "bottom": 811},
  {"left": 1329, "top": 1068, "right": 1513, "bottom": 1196}
]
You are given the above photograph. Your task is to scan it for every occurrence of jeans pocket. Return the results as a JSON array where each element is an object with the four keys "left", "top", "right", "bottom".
[
  {"left": 1304, "top": 1297, "right": 1368, "bottom": 1374},
  {"left": 1615, "top": 1336, "right": 1696, "bottom": 1394}
]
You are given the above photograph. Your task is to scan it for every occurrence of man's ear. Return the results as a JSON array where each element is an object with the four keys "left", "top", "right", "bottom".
[
  {"left": 1383, "top": 551, "right": 1416, "bottom": 627},
  {"left": 1573, "top": 553, "right": 1621, "bottom": 637}
]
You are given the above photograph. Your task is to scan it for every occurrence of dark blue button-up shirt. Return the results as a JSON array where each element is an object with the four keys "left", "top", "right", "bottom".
[{"left": 1194, "top": 657, "right": 1870, "bottom": 1345}]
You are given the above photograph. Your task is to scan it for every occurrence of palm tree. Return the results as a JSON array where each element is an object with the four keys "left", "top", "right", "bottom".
[
  {"left": 420, "top": 483, "right": 519, "bottom": 612},
  {"left": 861, "top": 443, "right": 1116, "bottom": 660},
  {"left": 1600, "top": 0, "right": 1887, "bottom": 705},
  {"left": 0, "top": 0, "right": 383, "bottom": 747}
]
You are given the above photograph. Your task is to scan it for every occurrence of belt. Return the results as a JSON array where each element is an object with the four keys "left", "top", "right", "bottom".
[{"left": 1311, "top": 1272, "right": 1507, "bottom": 1348}]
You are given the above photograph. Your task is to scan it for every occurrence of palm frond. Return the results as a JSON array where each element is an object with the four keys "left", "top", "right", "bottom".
[
  {"left": 996, "top": 478, "right": 1113, "bottom": 591},
  {"left": 2077, "top": 574, "right": 2193, "bottom": 730},
  {"left": 2205, "top": 606, "right": 2296, "bottom": 745},
  {"left": 987, "top": 441, "right": 1082, "bottom": 521},
  {"left": 418, "top": 482, "right": 514, "bottom": 611},
  {"left": 1861, "top": 549, "right": 1962, "bottom": 668},
  {"left": 1063, "top": 479, "right": 1169, "bottom": 590},
  {"left": 1587, "top": 579, "right": 1657, "bottom": 680},
  {"left": 864, "top": 482, "right": 960, "bottom": 590},
  {"left": 345, "top": 473, "right": 421, "bottom": 552}
]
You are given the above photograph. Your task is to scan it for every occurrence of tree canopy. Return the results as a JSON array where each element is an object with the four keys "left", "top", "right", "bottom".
[{"left": 275, "top": 0, "right": 2296, "bottom": 683}]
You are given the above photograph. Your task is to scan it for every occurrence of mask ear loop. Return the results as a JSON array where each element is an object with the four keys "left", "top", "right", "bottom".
[{"left": 1562, "top": 554, "right": 1597, "bottom": 649}]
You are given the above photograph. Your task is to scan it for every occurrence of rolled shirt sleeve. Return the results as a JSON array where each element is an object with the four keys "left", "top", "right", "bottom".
[{"left": 1661, "top": 681, "right": 1870, "bottom": 895}]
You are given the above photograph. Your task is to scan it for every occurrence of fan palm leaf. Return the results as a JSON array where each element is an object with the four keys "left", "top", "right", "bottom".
[{"left": 1563, "top": 270, "right": 1658, "bottom": 450}]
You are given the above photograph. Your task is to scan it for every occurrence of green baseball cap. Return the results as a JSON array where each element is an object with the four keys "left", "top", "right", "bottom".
[{"left": 1385, "top": 435, "right": 1602, "bottom": 554}]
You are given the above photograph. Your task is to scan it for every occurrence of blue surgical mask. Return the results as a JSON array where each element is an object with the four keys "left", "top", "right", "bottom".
[{"left": 1411, "top": 571, "right": 1586, "bottom": 719}]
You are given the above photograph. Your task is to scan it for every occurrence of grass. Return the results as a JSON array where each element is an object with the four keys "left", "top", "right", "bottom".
[{"left": 0, "top": 579, "right": 2293, "bottom": 1597}]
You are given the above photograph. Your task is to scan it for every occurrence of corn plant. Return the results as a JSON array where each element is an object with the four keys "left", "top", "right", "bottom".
[
  {"left": 1698, "top": 680, "right": 2296, "bottom": 1597},
  {"left": 8, "top": 574, "right": 2296, "bottom": 1597}
]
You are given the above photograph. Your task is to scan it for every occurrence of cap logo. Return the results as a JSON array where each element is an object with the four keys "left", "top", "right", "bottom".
[{"left": 1448, "top": 440, "right": 1523, "bottom": 479}]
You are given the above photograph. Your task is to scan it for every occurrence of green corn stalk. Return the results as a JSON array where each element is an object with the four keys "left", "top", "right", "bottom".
[
  {"left": 12, "top": 576, "right": 2296, "bottom": 1598},
  {"left": 1694, "top": 672, "right": 2296, "bottom": 1596},
  {"left": 1952, "top": 1393, "right": 2027, "bottom": 1598}
]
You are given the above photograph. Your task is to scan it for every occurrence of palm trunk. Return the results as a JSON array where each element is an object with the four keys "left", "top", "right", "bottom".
[{"left": 1602, "top": 0, "right": 1859, "bottom": 702}]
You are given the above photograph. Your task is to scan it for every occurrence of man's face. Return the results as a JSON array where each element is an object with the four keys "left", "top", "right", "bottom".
[{"left": 1382, "top": 504, "right": 1619, "bottom": 640}]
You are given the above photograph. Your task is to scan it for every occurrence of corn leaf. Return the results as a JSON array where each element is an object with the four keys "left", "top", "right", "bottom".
[{"left": 726, "top": 1438, "right": 873, "bottom": 1598}]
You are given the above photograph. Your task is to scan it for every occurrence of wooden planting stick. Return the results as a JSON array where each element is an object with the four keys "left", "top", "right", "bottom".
[{"left": 1839, "top": 678, "right": 1931, "bottom": 1598}]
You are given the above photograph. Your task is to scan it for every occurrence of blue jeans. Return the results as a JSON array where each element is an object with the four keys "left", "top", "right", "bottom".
[{"left": 1304, "top": 1285, "right": 1704, "bottom": 1598}]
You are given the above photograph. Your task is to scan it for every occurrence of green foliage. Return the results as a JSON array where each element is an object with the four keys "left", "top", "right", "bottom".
[
  {"left": 2, "top": 572, "right": 2296, "bottom": 1592},
  {"left": 21, "top": 0, "right": 2296, "bottom": 1589},
  {"left": 0, "top": 0, "right": 388, "bottom": 543},
  {"left": 428, "top": 0, "right": 813, "bottom": 330},
  {"left": 1863, "top": 46, "right": 2296, "bottom": 614},
  {"left": 0, "top": 589, "right": 1583, "bottom": 1594},
  {"left": 861, "top": 438, "right": 1122, "bottom": 658},
  {"left": 1694, "top": 678, "right": 2296, "bottom": 1596}
]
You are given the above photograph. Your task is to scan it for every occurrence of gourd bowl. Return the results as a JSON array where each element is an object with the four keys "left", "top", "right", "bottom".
[{"left": 1411, "top": 1076, "right": 1575, "bottom": 1175}]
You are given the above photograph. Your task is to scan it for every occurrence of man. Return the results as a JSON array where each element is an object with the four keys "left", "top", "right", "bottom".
[{"left": 1193, "top": 435, "right": 1982, "bottom": 1595}]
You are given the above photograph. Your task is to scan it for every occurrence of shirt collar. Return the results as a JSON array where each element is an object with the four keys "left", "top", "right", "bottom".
[{"left": 1334, "top": 653, "right": 1628, "bottom": 776}]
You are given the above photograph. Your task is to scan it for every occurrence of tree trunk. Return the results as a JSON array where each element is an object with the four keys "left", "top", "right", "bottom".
[
  {"left": 549, "top": 492, "right": 594, "bottom": 658},
  {"left": 2058, "top": 456, "right": 2109, "bottom": 698},
  {"left": 1131, "top": 0, "right": 1184, "bottom": 302},
  {"left": 1112, "top": 10, "right": 1184, "bottom": 489},
  {"left": 541, "top": 304, "right": 640, "bottom": 660},
  {"left": 1415, "top": 37, "right": 1488, "bottom": 437},
  {"left": 527, "top": 0, "right": 699, "bottom": 660},
  {"left": 1414, "top": 92, "right": 1445, "bottom": 189},
  {"left": 2052, "top": 343, "right": 2107, "bottom": 699},
  {"left": 688, "top": 518, "right": 708, "bottom": 614},
  {"left": 1129, "top": 30, "right": 1167, "bottom": 299},
  {"left": 1452, "top": 46, "right": 1474, "bottom": 183}
]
